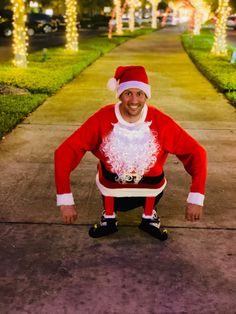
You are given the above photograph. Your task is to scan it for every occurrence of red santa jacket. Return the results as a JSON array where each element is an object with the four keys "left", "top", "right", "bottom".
[{"left": 55, "top": 103, "right": 207, "bottom": 206}]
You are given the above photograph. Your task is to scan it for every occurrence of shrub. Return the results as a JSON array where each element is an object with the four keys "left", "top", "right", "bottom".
[
  {"left": 0, "top": 94, "right": 47, "bottom": 138},
  {"left": 181, "top": 32, "right": 236, "bottom": 103}
]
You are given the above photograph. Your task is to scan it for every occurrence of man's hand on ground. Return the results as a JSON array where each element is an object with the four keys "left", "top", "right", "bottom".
[
  {"left": 60, "top": 205, "right": 78, "bottom": 224},
  {"left": 185, "top": 203, "right": 203, "bottom": 222}
]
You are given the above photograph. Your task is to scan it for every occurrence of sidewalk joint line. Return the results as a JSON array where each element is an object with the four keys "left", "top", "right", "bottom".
[{"left": 0, "top": 221, "right": 235, "bottom": 231}]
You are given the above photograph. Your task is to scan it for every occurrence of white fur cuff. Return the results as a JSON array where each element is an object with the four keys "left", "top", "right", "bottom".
[
  {"left": 187, "top": 192, "right": 205, "bottom": 206},
  {"left": 57, "top": 193, "right": 75, "bottom": 206}
]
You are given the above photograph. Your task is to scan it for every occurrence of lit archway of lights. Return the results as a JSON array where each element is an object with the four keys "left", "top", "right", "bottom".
[
  {"left": 65, "top": 0, "right": 79, "bottom": 51},
  {"left": 11, "top": 0, "right": 28, "bottom": 68},
  {"left": 211, "top": 0, "right": 231, "bottom": 55}
]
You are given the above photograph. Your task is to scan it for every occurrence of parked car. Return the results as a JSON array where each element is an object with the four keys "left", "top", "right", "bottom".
[
  {"left": 122, "top": 16, "right": 142, "bottom": 27},
  {"left": 52, "top": 14, "right": 66, "bottom": 29},
  {"left": 0, "top": 10, "right": 57, "bottom": 37},
  {"left": 165, "top": 14, "right": 179, "bottom": 26},
  {"left": 0, "top": 9, "right": 13, "bottom": 37},
  {"left": 79, "top": 14, "right": 110, "bottom": 29},
  {"left": 226, "top": 15, "right": 236, "bottom": 30},
  {"left": 28, "top": 13, "right": 57, "bottom": 35}
]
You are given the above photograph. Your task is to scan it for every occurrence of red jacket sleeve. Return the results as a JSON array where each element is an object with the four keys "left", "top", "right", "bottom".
[
  {"left": 157, "top": 113, "right": 207, "bottom": 194},
  {"left": 174, "top": 129, "right": 207, "bottom": 194},
  {"left": 54, "top": 112, "right": 101, "bottom": 194}
]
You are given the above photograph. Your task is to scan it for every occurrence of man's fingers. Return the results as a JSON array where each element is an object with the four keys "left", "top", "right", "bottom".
[
  {"left": 60, "top": 205, "right": 78, "bottom": 224},
  {"left": 185, "top": 203, "right": 203, "bottom": 222},
  {"left": 65, "top": 214, "right": 77, "bottom": 224},
  {"left": 64, "top": 215, "right": 70, "bottom": 224}
]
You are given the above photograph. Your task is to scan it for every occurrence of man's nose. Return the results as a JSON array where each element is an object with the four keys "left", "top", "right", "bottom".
[{"left": 130, "top": 94, "right": 139, "bottom": 103}]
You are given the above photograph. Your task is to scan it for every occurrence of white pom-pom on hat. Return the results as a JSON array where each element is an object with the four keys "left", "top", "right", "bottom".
[{"left": 107, "top": 78, "right": 118, "bottom": 91}]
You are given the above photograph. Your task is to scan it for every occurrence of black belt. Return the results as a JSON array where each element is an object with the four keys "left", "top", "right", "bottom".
[{"left": 100, "top": 162, "right": 164, "bottom": 184}]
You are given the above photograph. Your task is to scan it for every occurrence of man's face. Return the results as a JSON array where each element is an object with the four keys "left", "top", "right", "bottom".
[{"left": 119, "top": 88, "right": 147, "bottom": 122}]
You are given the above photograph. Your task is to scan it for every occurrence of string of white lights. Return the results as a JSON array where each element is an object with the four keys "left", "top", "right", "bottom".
[
  {"left": 65, "top": 0, "right": 79, "bottom": 51},
  {"left": 211, "top": 0, "right": 231, "bottom": 55},
  {"left": 11, "top": 0, "right": 28, "bottom": 67}
]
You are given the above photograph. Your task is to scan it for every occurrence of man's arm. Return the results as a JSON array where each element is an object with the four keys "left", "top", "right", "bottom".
[
  {"left": 157, "top": 113, "right": 207, "bottom": 220},
  {"left": 54, "top": 111, "right": 102, "bottom": 223}
]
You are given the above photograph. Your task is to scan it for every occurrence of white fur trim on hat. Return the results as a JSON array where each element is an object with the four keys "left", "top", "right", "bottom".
[
  {"left": 107, "top": 78, "right": 118, "bottom": 91},
  {"left": 117, "top": 81, "right": 151, "bottom": 98}
]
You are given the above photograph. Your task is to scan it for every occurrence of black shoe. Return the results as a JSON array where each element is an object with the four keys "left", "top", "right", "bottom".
[
  {"left": 139, "top": 211, "right": 168, "bottom": 241},
  {"left": 89, "top": 213, "right": 118, "bottom": 238}
]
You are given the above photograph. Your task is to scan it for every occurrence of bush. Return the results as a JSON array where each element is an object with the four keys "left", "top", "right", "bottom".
[
  {"left": 0, "top": 94, "right": 46, "bottom": 138},
  {"left": 181, "top": 32, "right": 236, "bottom": 106},
  {"left": 225, "top": 92, "right": 236, "bottom": 106}
]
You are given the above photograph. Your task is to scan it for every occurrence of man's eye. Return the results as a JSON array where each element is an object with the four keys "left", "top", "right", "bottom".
[{"left": 137, "top": 92, "right": 144, "bottom": 97}]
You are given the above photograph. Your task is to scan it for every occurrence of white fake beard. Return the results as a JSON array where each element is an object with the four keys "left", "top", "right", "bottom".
[{"left": 100, "top": 122, "right": 160, "bottom": 183}]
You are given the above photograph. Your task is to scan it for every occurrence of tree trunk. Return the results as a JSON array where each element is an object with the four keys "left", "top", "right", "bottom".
[
  {"left": 12, "top": 0, "right": 27, "bottom": 68},
  {"left": 65, "top": 0, "right": 79, "bottom": 51},
  {"left": 211, "top": 0, "right": 230, "bottom": 55},
  {"left": 151, "top": 0, "right": 160, "bottom": 29},
  {"left": 114, "top": 0, "right": 123, "bottom": 35},
  {"left": 128, "top": 6, "right": 135, "bottom": 32}
]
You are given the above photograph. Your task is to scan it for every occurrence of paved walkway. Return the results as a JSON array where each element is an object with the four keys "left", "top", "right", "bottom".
[{"left": 0, "top": 27, "right": 235, "bottom": 313}]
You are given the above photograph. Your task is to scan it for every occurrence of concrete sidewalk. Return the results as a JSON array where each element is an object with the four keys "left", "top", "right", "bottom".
[{"left": 0, "top": 27, "right": 235, "bottom": 313}]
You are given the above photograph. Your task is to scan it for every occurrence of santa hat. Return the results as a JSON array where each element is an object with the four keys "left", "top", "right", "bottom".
[{"left": 107, "top": 65, "right": 151, "bottom": 99}]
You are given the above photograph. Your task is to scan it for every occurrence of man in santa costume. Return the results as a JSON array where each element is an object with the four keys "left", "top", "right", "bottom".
[{"left": 54, "top": 65, "right": 207, "bottom": 241}]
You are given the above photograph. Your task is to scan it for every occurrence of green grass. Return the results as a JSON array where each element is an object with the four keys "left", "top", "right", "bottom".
[
  {"left": 0, "top": 27, "right": 155, "bottom": 139},
  {"left": 181, "top": 31, "right": 236, "bottom": 106},
  {"left": 0, "top": 94, "right": 47, "bottom": 138}
]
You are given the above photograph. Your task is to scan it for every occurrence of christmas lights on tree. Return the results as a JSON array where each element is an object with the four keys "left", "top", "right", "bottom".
[
  {"left": 114, "top": 0, "right": 123, "bottom": 35},
  {"left": 211, "top": 0, "right": 231, "bottom": 55},
  {"left": 149, "top": 0, "right": 161, "bottom": 29},
  {"left": 190, "top": 0, "right": 210, "bottom": 35},
  {"left": 11, "top": 0, "right": 28, "bottom": 68},
  {"left": 65, "top": 0, "right": 78, "bottom": 51},
  {"left": 127, "top": 0, "right": 141, "bottom": 32}
]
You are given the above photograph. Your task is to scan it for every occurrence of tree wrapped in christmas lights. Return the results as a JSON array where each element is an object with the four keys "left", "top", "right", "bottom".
[
  {"left": 114, "top": 0, "right": 123, "bottom": 35},
  {"left": 127, "top": 0, "right": 141, "bottom": 32},
  {"left": 149, "top": 0, "right": 161, "bottom": 29},
  {"left": 190, "top": 0, "right": 210, "bottom": 35},
  {"left": 65, "top": 0, "right": 79, "bottom": 51},
  {"left": 211, "top": 0, "right": 231, "bottom": 55},
  {"left": 11, "top": 0, "right": 28, "bottom": 68}
]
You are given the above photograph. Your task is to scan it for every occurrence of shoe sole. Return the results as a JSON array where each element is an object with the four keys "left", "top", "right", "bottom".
[
  {"left": 139, "top": 225, "right": 168, "bottom": 241},
  {"left": 89, "top": 225, "right": 118, "bottom": 238}
]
